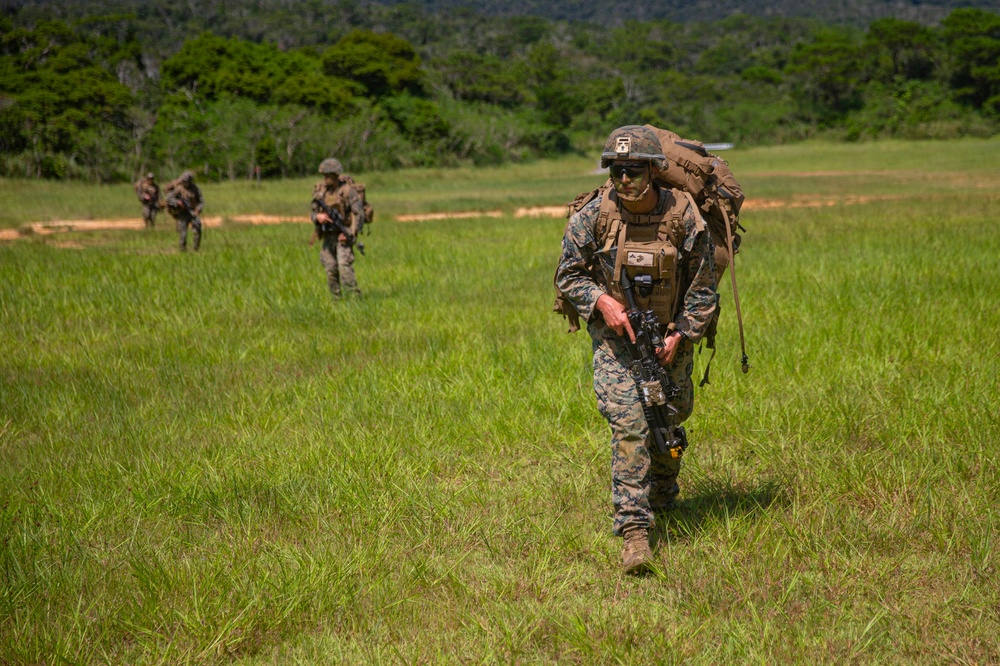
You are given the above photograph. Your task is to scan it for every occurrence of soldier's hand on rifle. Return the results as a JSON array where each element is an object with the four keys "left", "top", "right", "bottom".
[
  {"left": 658, "top": 332, "right": 684, "bottom": 366},
  {"left": 316, "top": 212, "right": 332, "bottom": 224},
  {"left": 596, "top": 294, "right": 636, "bottom": 344},
  {"left": 338, "top": 232, "right": 349, "bottom": 243}
]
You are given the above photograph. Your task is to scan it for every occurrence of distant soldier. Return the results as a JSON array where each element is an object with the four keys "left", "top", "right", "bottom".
[
  {"left": 164, "top": 170, "right": 204, "bottom": 252},
  {"left": 133, "top": 172, "right": 161, "bottom": 228},
  {"left": 310, "top": 158, "right": 365, "bottom": 299}
]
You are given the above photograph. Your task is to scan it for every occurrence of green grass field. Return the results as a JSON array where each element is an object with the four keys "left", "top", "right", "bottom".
[{"left": 2, "top": 138, "right": 999, "bottom": 664}]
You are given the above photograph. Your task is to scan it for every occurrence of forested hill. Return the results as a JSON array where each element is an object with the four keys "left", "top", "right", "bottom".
[
  {"left": 376, "top": 0, "right": 1000, "bottom": 26},
  {"left": 3, "top": 0, "right": 999, "bottom": 182},
  {"left": 11, "top": 0, "right": 1000, "bottom": 34},
  {"left": 9, "top": 0, "right": 1000, "bottom": 55}
]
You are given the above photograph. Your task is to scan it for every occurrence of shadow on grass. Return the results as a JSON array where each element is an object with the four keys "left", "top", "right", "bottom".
[{"left": 651, "top": 476, "right": 786, "bottom": 546}]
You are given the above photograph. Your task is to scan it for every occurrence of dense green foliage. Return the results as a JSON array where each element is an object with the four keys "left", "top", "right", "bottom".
[
  {"left": 385, "top": 0, "right": 1000, "bottom": 25},
  {"left": 0, "top": 17, "right": 142, "bottom": 179},
  {"left": 1, "top": 3, "right": 999, "bottom": 181}
]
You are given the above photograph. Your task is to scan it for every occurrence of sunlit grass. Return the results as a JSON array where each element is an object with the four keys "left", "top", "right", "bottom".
[
  {"left": 1, "top": 139, "right": 998, "bottom": 663},
  {"left": 4, "top": 137, "right": 999, "bottom": 229}
]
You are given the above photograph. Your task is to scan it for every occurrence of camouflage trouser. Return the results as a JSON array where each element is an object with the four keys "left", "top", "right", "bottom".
[
  {"left": 176, "top": 214, "right": 202, "bottom": 251},
  {"left": 319, "top": 240, "right": 360, "bottom": 298},
  {"left": 142, "top": 204, "right": 158, "bottom": 228},
  {"left": 593, "top": 337, "right": 695, "bottom": 536}
]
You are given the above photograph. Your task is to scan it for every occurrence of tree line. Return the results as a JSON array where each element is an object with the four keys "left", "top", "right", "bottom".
[
  {"left": 384, "top": 0, "right": 1000, "bottom": 25},
  {"left": 1, "top": 3, "right": 999, "bottom": 182}
]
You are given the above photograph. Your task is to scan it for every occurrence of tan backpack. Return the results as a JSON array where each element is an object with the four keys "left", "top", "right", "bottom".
[
  {"left": 646, "top": 125, "right": 749, "bottom": 377},
  {"left": 343, "top": 176, "right": 374, "bottom": 230},
  {"left": 553, "top": 125, "right": 749, "bottom": 380},
  {"left": 162, "top": 179, "right": 186, "bottom": 216}
]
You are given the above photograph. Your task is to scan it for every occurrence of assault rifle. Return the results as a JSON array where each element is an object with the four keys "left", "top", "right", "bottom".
[
  {"left": 619, "top": 266, "right": 686, "bottom": 459},
  {"left": 167, "top": 189, "right": 201, "bottom": 221},
  {"left": 311, "top": 198, "right": 364, "bottom": 255},
  {"left": 142, "top": 194, "right": 165, "bottom": 210}
]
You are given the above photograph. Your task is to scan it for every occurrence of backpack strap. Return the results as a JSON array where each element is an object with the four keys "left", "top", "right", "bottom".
[
  {"left": 697, "top": 203, "right": 750, "bottom": 386},
  {"left": 721, "top": 205, "right": 750, "bottom": 375},
  {"left": 598, "top": 187, "right": 621, "bottom": 253}
]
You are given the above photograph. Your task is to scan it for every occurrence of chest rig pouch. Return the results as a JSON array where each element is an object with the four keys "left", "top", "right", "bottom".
[
  {"left": 312, "top": 181, "right": 351, "bottom": 237},
  {"left": 321, "top": 188, "right": 348, "bottom": 220},
  {"left": 601, "top": 190, "right": 688, "bottom": 326}
]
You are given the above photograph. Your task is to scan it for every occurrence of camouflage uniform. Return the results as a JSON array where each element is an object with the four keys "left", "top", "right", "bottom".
[
  {"left": 164, "top": 172, "right": 204, "bottom": 252},
  {"left": 555, "top": 186, "right": 718, "bottom": 537},
  {"left": 311, "top": 167, "right": 365, "bottom": 298},
  {"left": 133, "top": 174, "right": 160, "bottom": 228}
]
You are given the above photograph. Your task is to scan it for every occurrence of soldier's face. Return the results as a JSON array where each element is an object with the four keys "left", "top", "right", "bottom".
[
  {"left": 610, "top": 161, "right": 649, "bottom": 198},
  {"left": 324, "top": 174, "right": 338, "bottom": 187}
]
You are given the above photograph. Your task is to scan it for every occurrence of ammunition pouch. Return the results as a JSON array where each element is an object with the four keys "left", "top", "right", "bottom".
[{"left": 608, "top": 238, "right": 679, "bottom": 325}]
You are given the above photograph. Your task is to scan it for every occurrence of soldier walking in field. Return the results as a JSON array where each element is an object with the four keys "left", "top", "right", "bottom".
[
  {"left": 133, "top": 172, "right": 161, "bottom": 229},
  {"left": 554, "top": 126, "right": 719, "bottom": 574},
  {"left": 164, "top": 170, "right": 204, "bottom": 252},
  {"left": 310, "top": 158, "right": 365, "bottom": 299}
]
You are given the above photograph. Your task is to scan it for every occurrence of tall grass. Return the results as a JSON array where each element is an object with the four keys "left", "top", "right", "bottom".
[
  {"left": 1, "top": 139, "right": 998, "bottom": 663},
  {"left": 0, "top": 155, "right": 607, "bottom": 229},
  {"left": 4, "top": 137, "right": 999, "bottom": 228}
]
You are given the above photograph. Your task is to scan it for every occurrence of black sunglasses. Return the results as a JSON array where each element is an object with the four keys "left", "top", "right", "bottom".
[{"left": 609, "top": 164, "right": 647, "bottom": 180}]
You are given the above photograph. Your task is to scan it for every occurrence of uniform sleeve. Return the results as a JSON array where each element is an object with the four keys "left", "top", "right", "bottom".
[
  {"left": 191, "top": 185, "right": 204, "bottom": 209},
  {"left": 310, "top": 182, "right": 324, "bottom": 223},
  {"left": 554, "top": 200, "right": 606, "bottom": 325},
  {"left": 673, "top": 205, "right": 719, "bottom": 342}
]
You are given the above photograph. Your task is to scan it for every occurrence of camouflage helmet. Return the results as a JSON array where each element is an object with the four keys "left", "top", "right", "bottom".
[
  {"left": 600, "top": 125, "right": 666, "bottom": 169},
  {"left": 318, "top": 158, "right": 344, "bottom": 175},
  {"left": 180, "top": 170, "right": 195, "bottom": 183}
]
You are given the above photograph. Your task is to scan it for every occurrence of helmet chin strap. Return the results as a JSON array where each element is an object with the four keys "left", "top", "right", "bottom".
[
  {"left": 614, "top": 163, "right": 652, "bottom": 202},
  {"left": 616, "top": 180, "right": 651, "bottom": 203}
]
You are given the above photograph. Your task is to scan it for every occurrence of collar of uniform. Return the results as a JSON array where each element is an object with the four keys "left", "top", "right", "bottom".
[{"left": 615, "top": 184, "right": 670, "bottom": 226}]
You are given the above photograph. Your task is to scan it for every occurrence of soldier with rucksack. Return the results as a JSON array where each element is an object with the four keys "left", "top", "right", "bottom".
[
  {"left": 164, "top": 170, "right": 204, "bottom": 252},
  {"left": 554, "top": 125, "right": 720, "bottom": 574},
  {"left": 310, "top": 158, "right": 366, "bottom": 299},
  {"left": 133, "top": 172, "right": 161, "bottom": 229}
]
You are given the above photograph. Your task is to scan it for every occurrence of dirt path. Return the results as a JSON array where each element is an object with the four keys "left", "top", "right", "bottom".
[
  {"left": 741, "top": 194, "right": 906, "bottom": 210},
  {"left": 394, "top": 195, "right": 909, "bottom": 221},
  {"left": 396, "top": 210, "right": 504, "bottom": 222},
  {"left": 2, "top": 195, "right": 913, "bottom": 243},
  {"left": 395, "top": 206, "right": 571, "bottom": 221},
  {"left": 0, "top": 214, "right": 308, "bottom": 242}
]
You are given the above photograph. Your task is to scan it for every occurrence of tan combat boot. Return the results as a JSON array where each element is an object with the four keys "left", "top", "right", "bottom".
[{"left": 622, "top": 527, "right": 653, "bottom": 574}]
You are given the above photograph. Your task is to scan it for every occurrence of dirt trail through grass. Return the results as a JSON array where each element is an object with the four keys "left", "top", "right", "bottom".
[
  {"left": 0, "top": 214, "right": 305, "bottom": 242},
  {"left": 1, "top": 194, "right": 912, "bottom": 243}
]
